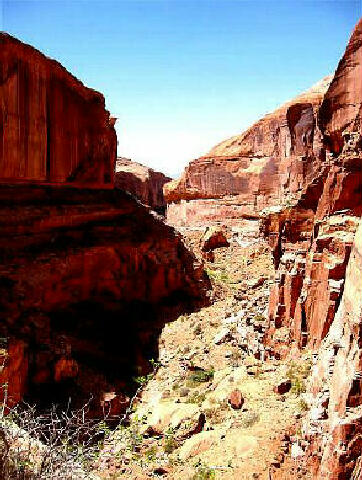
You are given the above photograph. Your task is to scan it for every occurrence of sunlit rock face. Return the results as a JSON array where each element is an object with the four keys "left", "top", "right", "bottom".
[
  {"left": 164, "top": 75, "right": 332, "bottom": 228},
  {"left": 303, "top": 221, "right": 362, "bottom": 479},
  {"left": 0, "top": 33, "right": 116, "bottom": 186},
  {"left": 264, "top": 17, "right": 362, "bottom": 356},
  {"left": 0, "top": 35, "right": 209, "bottom": 415},
  {"left": 115, "top": 157, "right": 171, "bottom": 213},
  {"left": 263, "top": 18, "right": 362, "bottom": 478}
]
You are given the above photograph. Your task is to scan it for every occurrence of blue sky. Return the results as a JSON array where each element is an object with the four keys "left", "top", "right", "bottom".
[{"left": 1, "top": 0, "right": 361, "bottom": 176}]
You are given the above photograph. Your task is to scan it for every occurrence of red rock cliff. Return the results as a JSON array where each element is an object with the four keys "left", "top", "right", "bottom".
[
  {"left": 115, "top": 157, "right": 171, "bottom": 212},
  {"left": 164, "top": 76, "right": 332, "bottom": 227},
  {"left": 0, "top": 33, "right": 116, "bottom": 186},
  {"left": 263, "top": 18, "right": 362, "bottom": 478},
  {"left": 303, "top": 221, "right": 362, "bottom": 479},
  {"left": 0, "top": 35, "right": 209, "bottom": 414},
  {"left": 264, "top": 17, "right": 362, "bottom": 355}
]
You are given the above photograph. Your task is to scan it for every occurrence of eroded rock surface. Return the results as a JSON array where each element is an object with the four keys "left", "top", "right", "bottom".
[
  {"left": 263, "top": 18, "right": 362, "bottom": 478},
  {"left": 303, "top": 221, "right": 362, "bottom": 478},
  {"left": 0, "top": 33, "right": 116, "bottom": 186}
]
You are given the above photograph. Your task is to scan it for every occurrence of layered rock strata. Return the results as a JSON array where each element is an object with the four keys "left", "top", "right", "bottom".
[
  {"left": 0, "top": 35, "right": 209, "bottom": 414},
  {"left": 115, "top": 157, "right": 171, "bottom": 213},
  {"left": 165, "top": 76, "right": 332, "bottom": 228},
  {"left": 303, "top": 221, "right": 362, "bottom": 478}
]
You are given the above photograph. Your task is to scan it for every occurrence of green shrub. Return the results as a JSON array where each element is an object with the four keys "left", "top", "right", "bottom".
[
  {"left": 186, "top": 392, "right": 206, "bottom": 405},
  {"left": 186, "top": 368, "right": 214, "bottom": 388},
  {"left": 163, "top": 428, "right": 178, "bottom": 454},
  {"left": 240, "top": 411, "right": 260, "bottom": 428},
  {"left": 192, "top": 466, "right": 216, "bottom": 480},
  {"left": 286, "top": 360, "right": 311, "bottom": 395}
]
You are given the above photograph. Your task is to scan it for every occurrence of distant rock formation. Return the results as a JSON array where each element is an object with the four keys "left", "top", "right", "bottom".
[
  {"left": 115, "top": 157, "right": 171, "bottom": 213},
  {"left": 0, "top": 34, "right": 209, "bottom": 414},
  {"left": 164, "top": 76, "right": 332, "bottom": 227}
]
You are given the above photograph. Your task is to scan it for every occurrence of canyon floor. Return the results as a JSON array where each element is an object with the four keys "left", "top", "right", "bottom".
[{"left": 97, "top": 230, "right": 314, "bottom": 479}]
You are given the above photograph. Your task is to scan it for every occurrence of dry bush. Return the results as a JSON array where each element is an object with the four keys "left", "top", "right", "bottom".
[{"left": 0, "top": 359, "right": 160, "bottom": 479}]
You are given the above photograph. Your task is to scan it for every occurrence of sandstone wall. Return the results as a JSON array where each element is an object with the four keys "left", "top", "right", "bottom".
[
  {"left": 0, "top": 35, "right": 209, "bottom": 415},
  {"left": 0, "top": 184, "right": 209, "bottom": 414},
  {"left": 0, "top": 33, "right": 116, "bottom": 186},
  {"left": 264, "top": 18, "right": 362, "bottom": 356},
  {"left": 263, "top": 18, "right": 362, "bottom": 478},
  {"left": 303, "top": 221, "right": 362, "bottom": 478}
]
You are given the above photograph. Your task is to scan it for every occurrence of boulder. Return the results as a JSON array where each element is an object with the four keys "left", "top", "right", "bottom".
[
  {"left": 228, "top": 389, "right": 244, "bottom": 409},
  {"left": 273, "top": 380, "right": 292, "bottom": 395},
  {"left": 200, "top": 226, "right": 230, "bottom": 251}
]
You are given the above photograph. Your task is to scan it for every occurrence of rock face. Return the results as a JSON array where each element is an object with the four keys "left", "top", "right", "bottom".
[
  {"left": 165, "top": 76, "right": 332, "bottom": 227},
  {"left": 0, "top": 34, "right": 116, "bottom": 187},
  {"left": 263, "top": 18, "right": 362, "bottom": 478},
  {"left": 0, "top": 35, "right": 209, "bottom": 414},
  {"left": 264, "top": 17, "right": 362, "bottom": 356},
  {"left": 303, "top": 221, "right": 362, "bottom": 479},
  {"left": 115, "top": 157, "right": 171, "bottom": 213}
]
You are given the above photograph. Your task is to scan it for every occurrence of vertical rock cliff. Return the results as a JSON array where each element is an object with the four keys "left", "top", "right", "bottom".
[
  {"left": 262, "top": 18, "right": 362, "bottom": 478},
  {"left": 264, "top": 18, "right": 362, "bottom": 357},
  {"left": 303, "top": 221, "right": 362, "bottom": 479},
  {"left": 0, "top": 35, "right": 209, "bottom": 414},
  {"left": 0, "top": 33, "right": 116, "bottom": 186}
]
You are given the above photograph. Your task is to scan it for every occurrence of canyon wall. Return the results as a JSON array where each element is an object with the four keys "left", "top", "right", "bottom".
[
  {"left": 263, "top": 18, "right": 362, "bottom": 478},
  {"left": 0, "top": 36, "right": 209, "bottom": 415},
  {"left": 165, "top": 76, "right": 332, "bottom": 228},
  {"left": 115, "top": 157, "right": 171, "bottom": 213},
  {"left": 303, "top": 221, "right": 362, "bottom": 479},
  {"left": 264, "top": 17, "right": 362, "bottom": 355},
  {"left": 0, "top": 33, "right": 116, "bottom": 186}
]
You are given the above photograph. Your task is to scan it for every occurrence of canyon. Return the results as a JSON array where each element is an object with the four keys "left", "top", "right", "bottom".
[{"left": 0, "top": 15, "right": 361, "bottom": 480}]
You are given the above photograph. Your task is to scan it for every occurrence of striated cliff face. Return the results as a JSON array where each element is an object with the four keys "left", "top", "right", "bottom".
[
  {"left": 263, "top": 18, "right": 362, "bottom": 478},
  {"left": 264, "top": 17, "right": 362, "bottom": 355},
  {"left": 303, "top": 221, "right": 362, "bottom": 479},
  {"left": 0, "top": 33, "right": 116, "bottom": 187},
  {"left": 0, "top": 36, "right": 209, "bottom": 414},
  {"left": 165, "top": 76, "right": 332, "bottom": 227},
  {"left": 115, "top": 157, "right": 171, "bottom": 213}
]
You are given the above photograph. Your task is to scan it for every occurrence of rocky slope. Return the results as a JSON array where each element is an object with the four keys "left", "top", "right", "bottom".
[
  {"left": 98, "top": 236, "right": 313, "bottom": 480},
  {"left": 164, "top": 76, "right": 332, "bottom": 227},
  {"left": 115, "top": 157, "right": 171, "bottom": 213},
  {"left": 0, "top": 35, "right": 209, "bottom": 415}
]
